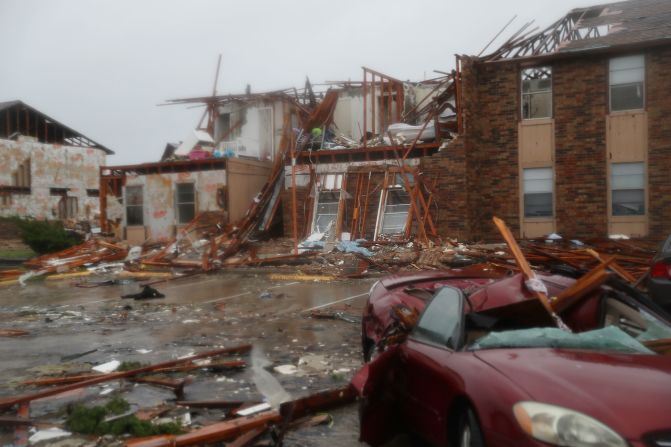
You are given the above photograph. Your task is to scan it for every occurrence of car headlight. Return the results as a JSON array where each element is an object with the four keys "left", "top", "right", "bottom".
[{"left": 513, "top": 401, "right": 627, "bottom": 447}]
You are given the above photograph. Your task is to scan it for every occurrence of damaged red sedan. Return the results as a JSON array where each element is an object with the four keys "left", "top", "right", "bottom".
[{"left": 354, "top": 268, "right": 671, "bottom": 447}]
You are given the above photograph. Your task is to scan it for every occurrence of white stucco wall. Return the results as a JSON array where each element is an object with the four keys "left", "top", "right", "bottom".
[
  {"left": 122, "top": 170, "right": 227, "bottom": 240},
  {"left": 216, "top": 99, "right": 285, "bottom": 161},
  {"left": 0, "top": 138, "right": 106, "bottom": 221}
]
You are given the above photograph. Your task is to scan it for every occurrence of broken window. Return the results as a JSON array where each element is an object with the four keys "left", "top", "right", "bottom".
[
  {"left": 313, "top": 191, "right": 340, "bottom": 232},
  {"left": 523, "top": 167, "right": 553, "bottom": 217},
  {"left": 610, "top": 55, "right": 645, "bottom": 112},
  {"left": 176, "top": 183, "right": 196, "bottom": 225},
  {"left": 86, "top": 189, "right": 99, "bottom": 197},
  {"left": 612, "top": 162, "right": 645, "bottom": 216},
  {"left": 125, "top": 185, "right": 144, "bottom": 226},
  {"left": 380, "top": 188, "right": 411, "bottom": 234},
  {"left": 521, "top": 67, "right": 552, "bottom": 119}
]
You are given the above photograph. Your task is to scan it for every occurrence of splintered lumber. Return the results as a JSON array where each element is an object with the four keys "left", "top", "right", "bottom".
[
  {"left": 279, "top": 385, "right": 355, "bottom": 420},
  {"left": 492, "top": 216, "right": 570, "bottom": 331},
  {"left": 153, "top": 360, "right": 246, "bottom": 373},
  {"left": 0, "top": 345, "right": 251, "bottom": 410},
  {"left": 176, "top": 400, "right": 259, "bottom": 410},
  {"left": 126, "top": 385, "right": 355, "bottom": 447},
  {"left": 225, "top": 427, "right": 267, "bottom": 447},
  {"left": 24, "top": 239, "right": 128, "bottom": 273},
  {"left": 584, "top": 248, "right": 637, "bottom": 283},
  {"left": 551, "top": 260, "right": 612, "bottom": 314},
  {"left": 126, "top": 411, "right": 283, "bottom": 447},
  {"left": 20, "top": 374, "right": 99, "bottom": 387},
  {"left": 0, "top": 329, "right": 29, "bottom": 337}
]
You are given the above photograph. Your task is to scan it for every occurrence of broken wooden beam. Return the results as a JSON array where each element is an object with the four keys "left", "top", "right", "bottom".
[
  {"left": 0, "top": 345, "right": 252, "bottom": 410},
  {"left": 125, "top": 411, "right": 282, "bottom": 447}
]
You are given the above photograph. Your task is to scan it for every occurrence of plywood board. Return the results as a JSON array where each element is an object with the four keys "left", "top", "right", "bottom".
[
  {"left": 519, "top": 119, "right": 554, "bottom": 166},
  {"left": 227, "top": 159, "right": 272, "bottom": 222},
  {"left": 607, "top": 112, "right": 647, "bottom": 162}
]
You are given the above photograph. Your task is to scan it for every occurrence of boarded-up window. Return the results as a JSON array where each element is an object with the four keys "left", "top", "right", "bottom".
[
  {"left": 523, "top": 167, "right": 553, "bottom": 217},
  {"left": 313, "top": 191, "right": 340, "bottom": 232},
  {"left": 176, "top": 183, "right": 196, "bottom": 224},
  {"left": 612, "top": 162, "right": 645, "bottom": 216},
  {"left": 610, "top": 55, "right": 644, "bottom": 112},
  {"left": 522, "top": 67, "right": 552, "bottom": 120},
  {"left": 380, "top": 188, "right": 410, "bottom": 234},
  {"left": 126, "top": 185, "right": 144, "bottom": 226}
]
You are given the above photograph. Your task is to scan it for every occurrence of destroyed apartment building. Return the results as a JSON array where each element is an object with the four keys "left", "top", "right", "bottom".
[
  {"left": 98, "top": 90, "right": 298, "bottom": 242},
  {"left": 105, "top": 0, "right": 671, "bottom": 251},
  {"left": 427, "top": 0, "right": 671, "bottom": 241},
  {"left": 0, "top": 100, "right": 113, "bottom": 224},
  {"left": 100, "top": 74, "right": 454, "bottom": 247}
]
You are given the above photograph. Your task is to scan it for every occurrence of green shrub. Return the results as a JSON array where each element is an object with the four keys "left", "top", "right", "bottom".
[
  {"left": 11, "top": 217, "right": 82, "bottom": 254},
  {"left": 65, "top": 396, "right": 183, "bottom": 437}
]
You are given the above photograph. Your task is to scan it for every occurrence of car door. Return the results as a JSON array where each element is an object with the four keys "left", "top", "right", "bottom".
[{"left": 397, "top": 286, "right": 465, "bottom": 446}]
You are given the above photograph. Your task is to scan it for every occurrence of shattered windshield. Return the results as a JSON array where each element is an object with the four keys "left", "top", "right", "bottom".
[{"left": 470, "top": 326, "right": 653, "bottom": 354}]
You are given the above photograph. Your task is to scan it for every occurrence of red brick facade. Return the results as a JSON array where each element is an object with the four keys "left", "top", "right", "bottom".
[
  {"left": 424, "top": 45, "right": 671, "bottom": 241},
  {"left": 647, "top": 47, "right": 671, "bottom": 239}
]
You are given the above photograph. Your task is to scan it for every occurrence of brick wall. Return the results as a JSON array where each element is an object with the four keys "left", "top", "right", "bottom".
[
  {"left": 281, "top": 187, "right": 311, "bottom": 239},
  {"left": 419, "top": 136, "right": 468, "bottom": 240},
  {"left": 427, "top": 47, "right": 671, "bottom": 242},
  {"left": 647, "top": 47, "right": 671, "bottom": 240},
  {"left": 468, "top": 62, "right": 520, "bottom": 240},
  {"left": 553, "top": 57, "right": 609, "bottom": 239}
]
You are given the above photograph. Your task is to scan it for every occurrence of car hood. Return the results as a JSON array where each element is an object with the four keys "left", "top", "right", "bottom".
[{"left": 474, "top": 348, "right": 671, "bottom": 440}]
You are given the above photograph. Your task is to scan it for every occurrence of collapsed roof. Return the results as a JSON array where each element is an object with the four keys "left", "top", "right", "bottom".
[
  {"left": 483, "top": 0, "right": 671, "bottom": 62},
  {"left": 0, "top": 100, "right": 113, "bottom": 154}
]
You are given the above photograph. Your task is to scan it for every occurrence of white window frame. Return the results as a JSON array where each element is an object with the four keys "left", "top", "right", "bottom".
[
  {"left": 175, "top": 183, "right": 196, "bottom": 225},
  {"left": 125, "top": 185, "right": 144, "bottom": 227},
  {"left": 611, "top": 162, "right": 645, "bottom": 216},
  {"left": 521, "top": 67, "right": 553, "bottom": 120},
  {"left": 378, "top": 187, "right": 411, "bottom": 236},
  {"left": 523, "top": 167, "right": 554, "bottom": 218},
  {"left": 609, "top": 55, "right": 645, "bottom": 112}
]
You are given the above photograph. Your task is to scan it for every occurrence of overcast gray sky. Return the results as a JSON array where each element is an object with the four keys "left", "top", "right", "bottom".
[{"left": 0, "top": 0, "right": 592, "bottom": 164}]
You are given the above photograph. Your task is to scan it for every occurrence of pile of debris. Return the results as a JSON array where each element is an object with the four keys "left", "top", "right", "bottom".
[{"left": 0, "top": 344, "right": 355, "bottom": 446}]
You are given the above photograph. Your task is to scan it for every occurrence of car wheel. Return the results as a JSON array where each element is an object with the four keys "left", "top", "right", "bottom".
[{"left": 457, "top": 407, "right": 485, "bottom": 447}]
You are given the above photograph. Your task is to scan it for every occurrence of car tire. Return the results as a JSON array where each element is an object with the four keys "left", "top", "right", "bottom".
[{"left": 457, "top": 407, "right": 485, "bottom": 447}]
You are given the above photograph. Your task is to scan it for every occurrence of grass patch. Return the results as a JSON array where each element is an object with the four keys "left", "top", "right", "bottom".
[
  {"left": 117, "top": 361, "right": 146, "bottom": 372},
  {"left": 0, "top": 248, "right": 35, "bottom": 259},
  {"left": 65, "top": 396, "right": 183, "bottom": 437}
]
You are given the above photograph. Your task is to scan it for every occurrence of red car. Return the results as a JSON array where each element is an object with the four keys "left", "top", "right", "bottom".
[{"left": 354, "top": 267, "right": 671, "bottom": 447}]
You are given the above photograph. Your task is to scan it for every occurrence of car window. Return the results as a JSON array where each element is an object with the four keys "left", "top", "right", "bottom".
[
  {"left": 411, "top": 286, "right": 463, "bottom": 349},
  {"left": 663, "top": 235, "right": 671, "bottom": 253}
]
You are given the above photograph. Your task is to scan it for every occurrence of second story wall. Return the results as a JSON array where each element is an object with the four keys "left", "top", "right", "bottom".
[{"left": 450, "top": 44, "right": 671, "bottom": 241}]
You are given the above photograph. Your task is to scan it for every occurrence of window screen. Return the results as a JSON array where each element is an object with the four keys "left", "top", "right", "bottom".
[
  {"left": 523, "top": 168, "right": 553, "bottom": 217},
  {"left": 380, "top": 188, "right": 411, "bottom": 234},
  {"left": 522, "top": 67, "right": 552, "bottom": 119},
  {"left": 176, "top": 183, "right": 196, "bottom": 224},
  {"left": 610, "top": 55, "right": 644, "bottom": 112},
  {"left": 612, "top": 162, "right": 645, "bottom": 216},
  {"left": 126, "top": 185, "right": 144, "bottom": 226}
]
